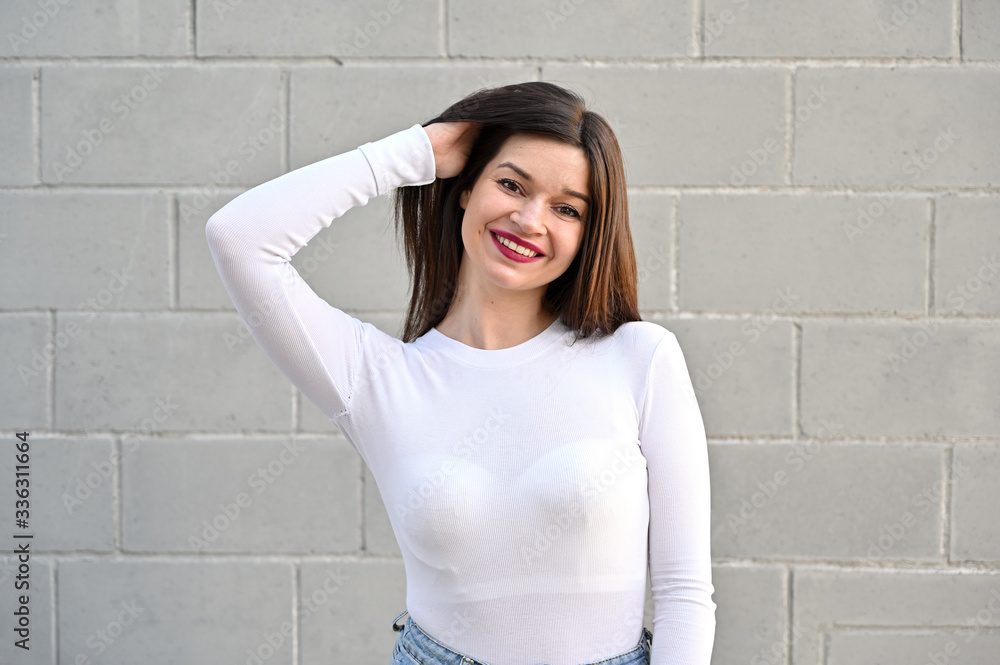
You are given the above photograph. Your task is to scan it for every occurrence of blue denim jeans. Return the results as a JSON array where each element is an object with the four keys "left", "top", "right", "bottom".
[{"left": 390, "top": 609, "right": 653, "bottom": 665}]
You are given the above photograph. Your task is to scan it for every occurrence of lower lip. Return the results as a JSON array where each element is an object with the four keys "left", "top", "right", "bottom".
[{"left": 490, "top": 231, "right": 544, "bottom": 263}]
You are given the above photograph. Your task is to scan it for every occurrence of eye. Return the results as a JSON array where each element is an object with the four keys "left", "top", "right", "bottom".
[
  {"left": 498, "top": 177, "right": 582, "bottom": 219},
  {"left": 497, "top": 178, "right": 520, "bottom": 193}
]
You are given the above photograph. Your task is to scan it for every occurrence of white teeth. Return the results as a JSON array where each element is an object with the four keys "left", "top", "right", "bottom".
[{"left": 493, "top": 232, "right": 539, "bottom": 257}]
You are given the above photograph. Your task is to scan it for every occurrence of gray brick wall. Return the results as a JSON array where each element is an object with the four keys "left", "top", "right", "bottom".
[{"left": 1, "top": 1, "right": 997, "bottom": 664}]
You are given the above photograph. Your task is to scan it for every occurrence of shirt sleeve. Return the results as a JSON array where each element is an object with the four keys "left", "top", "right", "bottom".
[
  {"left": 204, "top": 123, "right": 436, "bottom": 427},
  {"left": 639, "top": 331, "right": 717, "bottom": 665}
]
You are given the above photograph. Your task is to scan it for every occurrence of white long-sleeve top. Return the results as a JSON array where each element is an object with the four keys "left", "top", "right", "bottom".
[{"left": 205, "top": 123, "right": 716, "bottom": 665}]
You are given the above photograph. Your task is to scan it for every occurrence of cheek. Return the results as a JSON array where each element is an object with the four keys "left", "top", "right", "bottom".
[
  {"left": 563, "top": 230, "right": 585, "bottom": 262},
  {"left": 460, "top": 212, "right": 486, "bottom": 251},
  {"left": 465, "top": 195, "right": 490, "bottom": 226}
]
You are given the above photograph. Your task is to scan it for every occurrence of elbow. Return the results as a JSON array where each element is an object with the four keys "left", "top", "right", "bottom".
[
  {"left": 205, "top": 204, "right": 230, "bottom": 237},
  {"left": 204, "top": 213, "right": 223, "bottom": 253},
  {"left": 205, "top": 188, "right": 263, "bottom": 252},
  {"left": 205, "top": 206, "right": 240, "bottom": 252}
]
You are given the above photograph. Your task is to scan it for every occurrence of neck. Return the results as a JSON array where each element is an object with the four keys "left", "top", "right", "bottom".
[{"left": 435, "top": 263, "right": 559, "bottom": 351}]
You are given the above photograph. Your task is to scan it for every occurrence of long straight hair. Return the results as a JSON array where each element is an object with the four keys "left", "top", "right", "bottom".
[{"left": 392, "top": 81, "right": 640, "bottom": 344}]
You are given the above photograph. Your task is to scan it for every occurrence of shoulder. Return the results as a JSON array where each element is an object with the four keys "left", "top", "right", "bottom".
[
  {"left": 609, "top": 320, "right": 678, "bottom": 358},
  {"left": 609, "top": 321, "right": 695, "bottom": 392},
  {"left": 577, "top": 320, "right": 682, "bottom": 384}
]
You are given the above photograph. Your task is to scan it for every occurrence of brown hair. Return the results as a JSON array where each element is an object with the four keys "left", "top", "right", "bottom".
[{"left": 392, "top": 81, "right": 639, "bottom": 343}]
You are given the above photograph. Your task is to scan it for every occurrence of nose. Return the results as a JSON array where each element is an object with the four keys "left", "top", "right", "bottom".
[{"left": 512, "top": 197, "right": 545, "bottom": 233}]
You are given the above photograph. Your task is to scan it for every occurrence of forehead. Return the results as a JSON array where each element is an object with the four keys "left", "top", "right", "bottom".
[{"left": 490, "top": 133, "right": 590, "bottom": 190}]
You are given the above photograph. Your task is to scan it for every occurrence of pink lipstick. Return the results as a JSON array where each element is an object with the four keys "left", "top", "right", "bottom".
[{"left": 490, "top": 230, "right": 545, "bottom": 263}]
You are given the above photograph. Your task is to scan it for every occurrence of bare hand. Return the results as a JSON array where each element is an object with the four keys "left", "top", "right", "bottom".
[{"left": 423, "top": 121, "right": 483, "bottom": 179}]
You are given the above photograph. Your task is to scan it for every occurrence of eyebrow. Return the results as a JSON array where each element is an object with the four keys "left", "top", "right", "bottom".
[{"left": 495, "top": 161, "right": 591, "bottom": 207}]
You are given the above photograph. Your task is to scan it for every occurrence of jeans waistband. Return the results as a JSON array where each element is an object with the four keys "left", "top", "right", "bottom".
[
  {"left": 390, "top": 609, "right": 653, "bottom": 665},
  {"left": 391, "top": 608, "right": 409, "bottom": 632}
]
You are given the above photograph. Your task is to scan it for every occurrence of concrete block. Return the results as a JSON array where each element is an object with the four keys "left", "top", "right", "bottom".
[
  {"left": 300, "top": 560, "right": 404, "bottom": 665},
  {"left": 827, "top": 629, "right": 1000, "bottom": 665},
  {"left": 934, "top": 195, "right": 1000, "bottom": 315},
  {"left": 0, "top": 65, "right": 34, "bottom": 185},
  {"left": 289, "top": 195, "right": 411, "bottom": 312},
  {"left": 58, "top": 560, "right": 294, "bottom": 665},
  {"left": 186, "top": 189, "right": 392, "bottom": 314},
  {"left": 0, "top": 191, "right": 171, "bottom": 309},
  {"left": 0, "top": 0, "right": 187, "bottom": 57},
  {"left": 792, "top": 569, "right": 1000, "bottom": 665},
  {"left": 290, "top": 64, "right": 536, "bottom": 169},
  {"left": 710, "top": 565, "right": 786, "bottom": 665},
  {"left": 199, "top": 0, "right": 438, "bottom": 57},
  {"left": 951, "top": 443, "right": 1000, "bottom": 562},
  {"left": 0, "top": 438, "right": 115, "bottom": 551},
  {"left": 122, "top": 437, "right": 361, "bottom": 553},
  {"left": 793, "top": 68, "right": 999, "bottom": 187},
  {"left": 711, "top": 442, "right": 943, "bottom": 560},
  {"left": 801, "top": 321, "right": 1000, "bottom": 438},
  {"left": 0, "top": 556, "right": 53, "bottom": 663},
  {"left": 963, "top": 0, "right": 1000, "bottom": 59},
  {"left": 41, "top": 65, "right": 285, "bottom": 185},
  {"left": 679, "top": 193, "right": 927, "bottom": 314},
  {"left": 542, "top": 65, "right": 787, "bottom": 186},
  {"left": 652, "top": 318, "right": 794, "bottom": 436},
  {"left": 54, "top": 313, "right": 293, "bottom": 431},
  {"left": 0, "top": 314, "right": 49, "bottom": 429},
  {"left": 180, "top": 191, "right": 243, "bottom": 309},
  {"left": 630, "top": 193, "right": 673, "bottom": 312},
  {"left": 186, "top": 197, "right": 417, "bottom": 316},
  {"left": 450, "top": 0, "right": 690, "bottom": 57},
  {"left": 703, "top": 0, "right": 951, "bottom": 57}
]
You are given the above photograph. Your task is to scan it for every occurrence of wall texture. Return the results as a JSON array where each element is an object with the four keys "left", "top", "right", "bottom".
[{"left": 1, "top": 1, "right": 999, "bottom": 664}]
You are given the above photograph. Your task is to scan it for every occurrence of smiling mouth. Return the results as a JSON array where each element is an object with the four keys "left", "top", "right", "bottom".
[{"left": 491, "top": 231, "right": 544, "bottom": 258}]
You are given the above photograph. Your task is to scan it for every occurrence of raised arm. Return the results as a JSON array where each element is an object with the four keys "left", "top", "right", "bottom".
[
  {"left": 639, "top": 331, "right": 717, "bottom": 665},
  {"left": 204, "top": 123, "right": 436, "bottom": 425}
]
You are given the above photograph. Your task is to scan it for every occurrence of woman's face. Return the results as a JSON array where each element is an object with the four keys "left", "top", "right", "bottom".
[{"left": 458, "top": 133, "right": 590, "bottom": 301}]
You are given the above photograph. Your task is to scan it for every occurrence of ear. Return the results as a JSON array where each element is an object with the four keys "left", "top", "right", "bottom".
[{"left": 459, "top": 188, "right": 470, "bottom": 210}]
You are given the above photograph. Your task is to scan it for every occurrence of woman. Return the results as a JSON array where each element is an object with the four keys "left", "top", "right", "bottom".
[{"left": 206, "top": 81, "right": 716, "bottom": 665}]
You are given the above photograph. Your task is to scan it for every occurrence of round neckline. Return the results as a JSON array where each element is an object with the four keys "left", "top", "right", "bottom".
[{"left": 418, "top": 315, "right": 569, "bottom": 368}]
